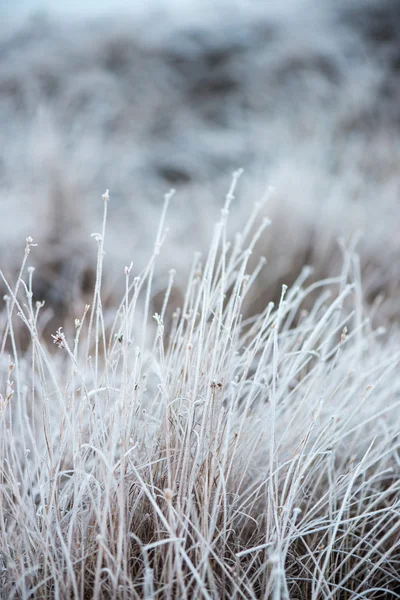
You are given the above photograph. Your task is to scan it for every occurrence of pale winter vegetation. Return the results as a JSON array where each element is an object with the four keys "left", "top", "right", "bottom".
[
  {"left": 1, "top": 1, "right": 400, "bottom": 598},
  {"left": 1, "top": 177, "right": 400, "bottom": 598},
  {"left": 1, "top": 0, "right": 400, "bottom": 322}
]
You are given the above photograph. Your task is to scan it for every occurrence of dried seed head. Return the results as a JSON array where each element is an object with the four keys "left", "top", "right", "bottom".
[
  {"left": 163, "top": 488, "right": 173, "bottom": 503},
  {"left": 25, "top": 236, "right": 37, "bottom": 255},
  {"left": 51, "top": 327, "right": 65, "bottom": 349},
  {"left": 125, "top": 262, "right": 133, "bottom": 276}
]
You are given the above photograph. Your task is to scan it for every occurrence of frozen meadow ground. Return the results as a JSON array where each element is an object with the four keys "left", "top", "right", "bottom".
[{"left": 1, "top": 0, "right": 400, "bottom": 598}]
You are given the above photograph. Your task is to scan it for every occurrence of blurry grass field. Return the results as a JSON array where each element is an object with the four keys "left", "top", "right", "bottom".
[{"left": 1, "top": 0, "right": 400, "bottom": 321}]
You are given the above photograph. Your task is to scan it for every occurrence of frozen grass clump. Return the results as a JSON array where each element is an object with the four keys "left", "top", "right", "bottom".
[{"left": 1, "top": 179, "right": 400, "bottom": 599}]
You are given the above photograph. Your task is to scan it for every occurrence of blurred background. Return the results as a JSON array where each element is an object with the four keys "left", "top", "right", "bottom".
[{"left": 1, "top": 0, "right": 399, "bottom": 325}]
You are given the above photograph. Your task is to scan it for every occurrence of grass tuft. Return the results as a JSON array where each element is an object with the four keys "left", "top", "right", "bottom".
[{"left": 1, "top": 178, "right": 400, "bottom": 599}]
